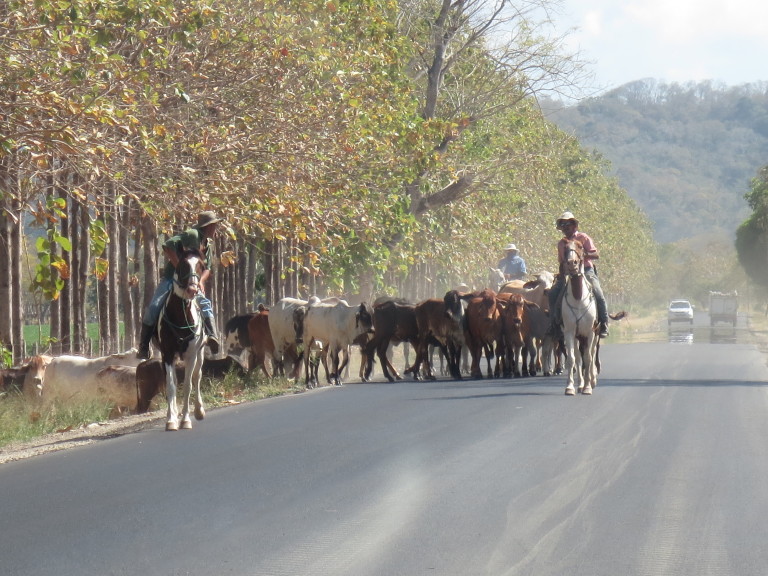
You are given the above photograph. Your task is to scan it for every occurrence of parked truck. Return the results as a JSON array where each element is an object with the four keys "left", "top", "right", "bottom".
[{"left": 709, "top": 291, "right": 738, "bottom": 326}]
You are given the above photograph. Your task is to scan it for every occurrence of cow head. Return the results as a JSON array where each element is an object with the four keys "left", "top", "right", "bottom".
[
  {"left": 499, "top": 293, "right": 525, "bottom": 329},
  {"left": 355, "top": 302, "right": 375, "bottom": 334},
  {"left": 292, "top": 306, "right": 307, "bottom": 345},
  {"left": 444, "top": 289, "right": 468, "bottom": 324},
  {"left": 470, "top": 289, "right": 499, "bottom": 323},
  {"left": 23, "top": 354, "right": 51, "bottom": 399}
]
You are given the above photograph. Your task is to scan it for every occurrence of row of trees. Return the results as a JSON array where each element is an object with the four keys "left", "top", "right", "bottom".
[{"left": 0, "top": 0, "right": 656, "bottom": 365}]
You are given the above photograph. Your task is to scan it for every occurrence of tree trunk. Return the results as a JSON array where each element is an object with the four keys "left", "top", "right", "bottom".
[
  {"left": 77, "top": 196, "right": 91, "bottom": 353},
  {"left": 140, "top": 214, "right": 158, "bottom": 337},
  {"left": 11, "top": 203, "right": 23, "bottom": 361},
  {"left": 59, "top": 173, "right": 71, "bottom": 353},
  {"left": 107, "top": 189, "right": 119, "bottom": 353},
  {"left": 0, "top": 187, "right": 11, "bottom": 359},
  {"left": 47, "top": 174, "right": 61, "bottom": 356},
  {"left": 119, "top": 200, "right": 135, "bottom": 351}
]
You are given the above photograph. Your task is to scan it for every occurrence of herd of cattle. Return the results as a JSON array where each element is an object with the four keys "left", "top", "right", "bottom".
[{"left": 1, "top": 271, "right": 587, "bottom": 416}]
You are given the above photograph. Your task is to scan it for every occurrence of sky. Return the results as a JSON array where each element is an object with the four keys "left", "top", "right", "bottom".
[{"left": 552, "top": 0, "right": 768, "bottom": 94}]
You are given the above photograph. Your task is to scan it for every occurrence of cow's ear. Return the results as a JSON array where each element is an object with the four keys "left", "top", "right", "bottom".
[{"left": 496, "top": 299, "right": 508, "bottom": 309}]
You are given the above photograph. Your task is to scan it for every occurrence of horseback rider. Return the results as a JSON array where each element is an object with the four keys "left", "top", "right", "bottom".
[
  {"left": 136, "top": 211, "right": 222, "bottom": 359},
  {"left": 547, "top": 211, "right": 609, "bottom": 338},
  {"left": 497, "top": 243, "right": 527, "bottom": 281}
]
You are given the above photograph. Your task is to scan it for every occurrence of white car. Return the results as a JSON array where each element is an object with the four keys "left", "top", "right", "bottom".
[{"left": 668, "top": 300, "right": 694, "bottom": 325}]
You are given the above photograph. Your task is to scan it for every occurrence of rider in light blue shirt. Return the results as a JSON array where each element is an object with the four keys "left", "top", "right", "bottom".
[{"left": 497, "top": 243, "right": 527, "bottom": 281}]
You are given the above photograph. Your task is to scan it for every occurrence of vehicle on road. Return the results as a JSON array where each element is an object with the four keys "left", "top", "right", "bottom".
[
  {"left": 709, "top": 291, "right": 738, "bottom": 326},
  {"left": 668, "top": 299, "right": 694, "bottom": 325}
]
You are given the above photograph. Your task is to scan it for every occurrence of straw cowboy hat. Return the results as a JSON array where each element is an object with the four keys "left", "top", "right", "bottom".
[
  {"left": 503, "top": 243, "right": 518, "bottom": 252},
  {"left": 556, "top": 211, "right": 579, "bottom": 229}
]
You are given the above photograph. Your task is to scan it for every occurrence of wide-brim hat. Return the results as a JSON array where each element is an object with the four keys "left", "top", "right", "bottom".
[
  {"left": 556, "top": 211, "right": 578, "bottom": 229},
  {"left": 504, "top": 243, "right": 518, "bottom": 251},
  {"left": 196, "top": 211, "right": 222, "bottom": 228}
]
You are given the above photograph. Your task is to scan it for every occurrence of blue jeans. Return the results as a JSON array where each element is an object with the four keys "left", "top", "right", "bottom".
[{"left": 142, "top": 278, "right": 214, "bottom": 327}]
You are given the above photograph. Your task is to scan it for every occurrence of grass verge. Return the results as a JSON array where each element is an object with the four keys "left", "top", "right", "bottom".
[{"left": 0, "top": 366, "right": 306, "bottom": 449}]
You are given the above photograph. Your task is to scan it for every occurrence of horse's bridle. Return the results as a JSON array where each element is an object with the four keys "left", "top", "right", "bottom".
[
  {"left": 174, "top": 255, "right": 202, "bottom": 301},
  {"left": 564, "top": 242, "right": 584, "bottom": 276}
]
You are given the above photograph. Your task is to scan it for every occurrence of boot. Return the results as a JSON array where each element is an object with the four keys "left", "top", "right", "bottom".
[
  {"left": 598, "top": 321, "right": 609, "bottom": 338},
  {"left": 137, "top": 323, "right": 154, "bottom": 360},
  {"left": 203, "top": 316, "right": 220, "bottom": 355}
]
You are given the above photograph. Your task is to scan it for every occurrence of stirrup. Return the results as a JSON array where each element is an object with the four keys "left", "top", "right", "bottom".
[{"left": 598, "top": 322, "right": 609, "bottom": 338}]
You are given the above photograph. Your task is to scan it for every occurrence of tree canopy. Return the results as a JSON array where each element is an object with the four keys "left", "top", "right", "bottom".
[{"left": 0, "top": 0, "right": 657, "bottom": 360}]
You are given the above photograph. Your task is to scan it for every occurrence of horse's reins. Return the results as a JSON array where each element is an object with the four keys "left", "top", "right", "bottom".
[{"left": 162, "top": 260, "right": 203, "bottom": 344}]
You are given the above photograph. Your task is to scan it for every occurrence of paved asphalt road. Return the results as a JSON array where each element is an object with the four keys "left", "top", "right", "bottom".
[{"left": 2, "top": 335, "right": 768, "bottom": 576}]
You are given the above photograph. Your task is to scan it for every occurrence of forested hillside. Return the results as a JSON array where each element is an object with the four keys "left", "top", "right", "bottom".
[{"left": 546, "top": 79, "right": 768, "bottom": 243}]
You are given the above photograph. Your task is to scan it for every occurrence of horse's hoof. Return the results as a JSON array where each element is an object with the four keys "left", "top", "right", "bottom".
[
  {"left": 166, "top": 421, "right": 179, "bottom": 431},
  {"left": 565, "top": 388, "right": 575, "bottom": 396},
  {"left": 581, "top": 387, "right": 593, "bottom": 395},
  {"left": 181, "top": 419, "right": 192, "bottom": 430},
  {"left": 194, "top": 406, "right": 205, "bottom": 421}
]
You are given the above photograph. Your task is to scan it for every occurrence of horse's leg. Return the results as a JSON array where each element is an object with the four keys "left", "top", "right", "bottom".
[
  {"left": 575, "top": 335, "right": 586, "bottom": 393},
  {"left": 581, "top": 334, "right": 597, "bottom": 395},
  {"left": 179, "top": 348, "right": 197, "bottom": 429},
  {"left": 165, "top": 360, "right": 180, "bottom": 430},
  {"left": 563, "top": 332, "right": 577, "bottom": 395},
  {"left": 192, "top": 348, "right": 206, "bottom": 420}
]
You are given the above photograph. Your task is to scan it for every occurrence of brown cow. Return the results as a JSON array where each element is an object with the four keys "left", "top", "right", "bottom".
[
  {"left": 464, "top": 289, "right": 505, "bottom": 379},
  {"left": 247, "top": 307, "right": 275, "bottom": 377},
  {"left": 409, "top": 290, "right": 467, "bottom": 380},
  {"left": 499, "top": 293, "right": 526, "bottom": 378}
]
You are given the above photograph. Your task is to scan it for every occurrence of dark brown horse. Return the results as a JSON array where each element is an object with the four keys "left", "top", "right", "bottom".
[{"left": 157, "top": 251, "right": 208, "bottom": 430}]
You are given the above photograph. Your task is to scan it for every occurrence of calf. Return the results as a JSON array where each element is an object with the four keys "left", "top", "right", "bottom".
[
  {"left": 93, "top": 365, "right": 140, "bottom": 413},
  {"left": 302, "top": 300, "right": 375, "bottom": 387},
  {"left": 202, "top": 355, "right": 248, "bottom": 378},
  {"left": 136, "top": 359, "right": 185, "bottom": 414},
  {"left": 223, "top": 312, "right": 256, "bottom": 362},
  {"left": 247, "top": 307, "right": 275, "bottom": 377}
]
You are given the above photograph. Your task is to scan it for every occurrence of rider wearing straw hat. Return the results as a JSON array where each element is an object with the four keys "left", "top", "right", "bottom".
[
  {"left": 547, "top": 211, "right": 609, "bottom": 338},
  {"left": 497, "top": 243, "right": 527, "bottom": 281}
]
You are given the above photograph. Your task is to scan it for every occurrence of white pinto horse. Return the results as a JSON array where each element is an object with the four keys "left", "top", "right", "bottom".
[
  {"left": 157, "top": 251, "right": 207, "bottom": 430},
  {"left": 559, "top": 240, "right": 598, "bottom": 395}
]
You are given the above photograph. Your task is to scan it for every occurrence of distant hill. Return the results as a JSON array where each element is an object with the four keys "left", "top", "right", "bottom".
[{"left": 545, "top": 79, "right": 768, "bottom": 244}]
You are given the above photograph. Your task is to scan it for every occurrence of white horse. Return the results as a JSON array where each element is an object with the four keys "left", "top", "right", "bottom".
[{"left": 559, "top": 240, "right": 598, "bottom": 395}]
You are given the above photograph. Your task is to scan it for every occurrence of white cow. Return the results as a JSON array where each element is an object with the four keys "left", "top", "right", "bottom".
[
  {"left": 269, "top": 297, "right": 310, "bottom": 379},
  {"left": 302, "top": 299, "right": 375, "bottom": 388},
  {"left": 38, "top": 350, "right": 143, "bottom": 406}
]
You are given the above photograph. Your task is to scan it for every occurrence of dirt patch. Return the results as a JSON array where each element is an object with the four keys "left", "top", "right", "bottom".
[{"left": 0, "top": 410, "right": 165, "bottom": 465}]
